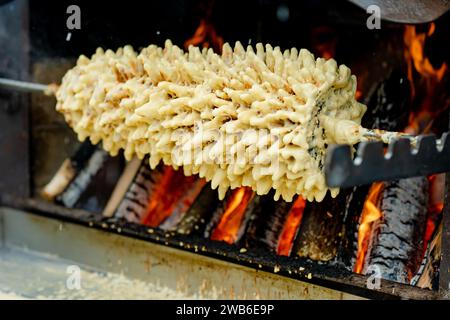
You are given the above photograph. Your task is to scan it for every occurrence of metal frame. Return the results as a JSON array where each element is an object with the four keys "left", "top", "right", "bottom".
[
  {"left": 0, "top": 193, "right": 442, "bottom": 300},
  {"left": 0, "top": 207, "right": 364, "bottom": 300}
]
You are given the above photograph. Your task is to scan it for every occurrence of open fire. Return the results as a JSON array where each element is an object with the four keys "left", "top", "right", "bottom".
[
  {"left": 353, "top": 22, "right": 447, "bottom": 285},
  {"left": 277, "top": 196, "right": 306, "bottom": 256},
  {"left": 142, "top": 167, "right": 206, "bottom": 227},
  {"left": 354, "top": 182, "right": 384, "bottom": 274},
  {"left": 32, "top": 11, "right": 448, "bottom": 292},
  {"left": 3, "top": 0, "right": 450, "bottom": 300},
  {"left": 210, "top": 187, "right": 254, "bottom": 244}
]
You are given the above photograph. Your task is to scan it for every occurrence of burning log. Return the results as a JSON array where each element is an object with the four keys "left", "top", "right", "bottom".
[
  {"left": 157, "top": 175, "right": 207, "bottom": 230},
  {"left": 62, "top": 151, "right": 123, "bottom": 213},
  {"left": 411, "top": 222, "right": 442, "bottom": 289},
  {"left": 206, "top": 187, "right": 255, "bottom": 244},
  {"left": 338, "top": 69, "right": 412, "bottom": 269},
  {"left": 352, "top": 23, "right": 448, "bottom": 283},
  {"left": 242, "top": 191, "right": 294, "bottom": 251},
  {"left": 292, "top": 192, "right": 349, "bottom": 261},
  {"left": 42, "top": 141, "right": 123, "bottom": 213},
  {"left": 115, "top": 161, "right": 156, "bottom": 223},
  {"left": 365, "top": 177, "right": 429, "bottom": 283},
  {"left": 56, "top": 149, "right": 109, "bottom": 208},
  {"left": 337, "top": 185, "right": 372, "bottom": 269},
  {"left": 40, "top": 140, "right": 97, "bottom": 201},
  {"left": 103, "top": 157, "right": 142, "bottom": 217},
  {"left": 115, "top": 161, "right": 205, "bottom": 228},
  {"left": 174, "top": 183, "right": 220, "bottom": 235},
  {"left": 277, "top": 196, "right": 307, "bottom": 256},
  {"left": 360, "top": 69, "right": 410, "bottom": 131}
]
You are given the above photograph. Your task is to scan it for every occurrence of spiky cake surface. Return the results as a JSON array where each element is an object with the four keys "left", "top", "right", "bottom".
[{"left": 56, "top": 40, "right": 366, "bottom": 202}]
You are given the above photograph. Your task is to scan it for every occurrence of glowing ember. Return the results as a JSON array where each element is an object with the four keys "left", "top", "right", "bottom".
[
  {"left": 184, "top": 19, "right": 224, "bottom": 53},
  {"left": 355, "top": 89, "right": 363, "bottom": 101},
  {"left": 354, "top": 182, "right": 384, "bottom": 274},
  {"left": 277, "top": 196, "right": 306, "bottom": 256},
  {"left": 210, "top": 187, "right": 254, "bottom": 244},
  {"left": 142, "top": 166, "right": 206, "bottom": 227}
]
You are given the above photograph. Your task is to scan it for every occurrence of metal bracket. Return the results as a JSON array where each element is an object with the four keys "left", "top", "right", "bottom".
[{"left": 325, "top": 132, "right": 450, "bottom": 188}]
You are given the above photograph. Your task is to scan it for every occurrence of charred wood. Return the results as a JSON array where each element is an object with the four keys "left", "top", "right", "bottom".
[
  {"left": 366, "top": 177, "right": 429, "bottom": 283},
  {"left": 242, "top": 191, "right": 294, "bottom": 251},
  {"left": 114, "top": 161, "right": 205, "bottom": 228},
  {"left": 51, "top": 141, "right": 123, "bottom": 214},
  {"left": 57, "top": 149, "right": 108, "bottom": 208},
  {"left": 174, "top": 183, "right": 220, "bottom": 235},
  {"left": 157, "top": 176, "right": 206, "bottom": 230},
  {"left": 411, "top": 222, "right": 442, "bottom": 289},
  {"left": 292, "top": 191, "right": 349, "bottom": 261},
  {"left": 338, "top": 69, "right": 412, "bottom": 269},
  {"left": 205, "top": 189, "right": 256, "bottom": 244},
  {"left": 361, "top": 69, "right": 410, "bottom": 131},
  {"left": 69, "top": 152, "right": 123, "bottom": 213},
  {"left": 337, "top": 185, "right": 371, "bottom": 269},
  {"left": 103, "top": 157, "right": 142, "bottom": 217},
  {"left": 115, "top": 161, "right": 162, "bottom": 223},
  {"left": 40, "top": 140, "right": 96, "bottom": 201}
]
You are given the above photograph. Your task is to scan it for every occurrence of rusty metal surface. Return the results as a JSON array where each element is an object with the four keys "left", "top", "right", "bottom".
[{"left": 0, "top": 0, "right": 30, "bottom": 197}]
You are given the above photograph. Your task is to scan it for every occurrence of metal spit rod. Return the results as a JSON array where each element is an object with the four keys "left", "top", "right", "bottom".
[{"left": 0, "top": 77, "right": 57, "bottom": 95}]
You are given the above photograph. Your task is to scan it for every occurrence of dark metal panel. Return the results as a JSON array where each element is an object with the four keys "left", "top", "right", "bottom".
[
  {"left": 325, "top": 134, "right": 450, "bottom": 189},
  {"left": 0, "top": 0, "right": 30, "bottom": 197}
]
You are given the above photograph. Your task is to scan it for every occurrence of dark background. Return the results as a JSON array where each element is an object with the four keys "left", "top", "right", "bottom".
[{"left": 28, "top": 0, "right": 449, "bottom": 68}]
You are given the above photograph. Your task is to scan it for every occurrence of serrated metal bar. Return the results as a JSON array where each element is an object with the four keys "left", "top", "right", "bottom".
[{"left": 325, "top": 132, "right": 450, "bottom": 188}]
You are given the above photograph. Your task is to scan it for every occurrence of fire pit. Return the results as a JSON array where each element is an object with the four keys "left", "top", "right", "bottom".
[{"left": 0, "top": 0, "right": 449, "bottom": 300}]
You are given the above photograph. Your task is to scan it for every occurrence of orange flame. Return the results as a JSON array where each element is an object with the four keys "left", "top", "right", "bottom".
[
  {"left": 210, "top": 187, "right": 254, "bottom": 244},
  {"left": 404, "top": 23, "right": 448, "bottom": 133},
  {"left": 404, "top": 23, "right": 447, "bottom": 89},
  {"left": 184, "top": 19, "right": 224, "bottom": 53},
  {"left": 354, "top": 182, "right": 384, "bottom": 274},
  {"left": 423, "top": 203, "right": 443, "bottom": 248},
  {"left": 353, "top": 23, "right": 447, "bottom": 275},
  {"left": 277, "top": 197, "right": 306, "bottom": 256},
  {"left": 403, "top": 23, "right": 446, "bottom": 257},
  {"left": 142, "top": 166, "right": 205, "bottom": 227}
]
